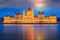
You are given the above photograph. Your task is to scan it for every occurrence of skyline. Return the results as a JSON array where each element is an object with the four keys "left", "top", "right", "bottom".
[
  {"left": 3, "top": 8, "right": 57, "bottom": 23},
  {"left": 0, "top": 0, "right": 60, "bottom": 18}
]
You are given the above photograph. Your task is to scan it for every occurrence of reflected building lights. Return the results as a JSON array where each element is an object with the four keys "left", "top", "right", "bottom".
[{"left": 4, "top": 24, "right": 57, "bottom": 40}]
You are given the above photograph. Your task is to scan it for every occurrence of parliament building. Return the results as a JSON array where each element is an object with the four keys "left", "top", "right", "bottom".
[{"left": 3, "top": 8, "right": 57, "bottom": 23}]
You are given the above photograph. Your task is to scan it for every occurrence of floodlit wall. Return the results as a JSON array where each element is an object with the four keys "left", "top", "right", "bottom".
[
  {"left": 44, "top": 17, "right": 50, "bottom": 23},
  {"left": 50, "top": 15, "right": 57, "bottom": 23},
  {"left": 4, "top": 16, "right": 10, "bottom": 23},
  {"left": 3, "top": 8, "right": 57, "bottom": 23}
]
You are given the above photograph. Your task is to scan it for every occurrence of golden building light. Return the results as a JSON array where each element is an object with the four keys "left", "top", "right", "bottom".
[
  {"left": 38, "top": 12, "right": 44, "bottom": 17},
  {"left": 34, "top": 16, "right": 40, "bottom": 23},
  {"left": 38, "top": 12, "right": 44, "bottom": 23},
  {"left": 3, "top": 8, "right": 57, "bottom": 23},
  {"left": 4, "top": 15, "right": 10, "bottom": 19},
  {"left": 9, "top": 16, "right": 16, "bottom": 23},
  {"left": 15, "top": 13, "right": 23, "bottom": 23},
  {"left": 26, "top": 8, "right": 34, "bottom": 17},
  {"left": 23, "top": 8, "right": 34, "bottom": 23},
  {"left": 15, "top": 13, "right": 22, "bottom": 18},
  {"left": 4, "top": 15, "right": 10, "bottom": 23},
  {"left": 50, "top": 14, "right": 57, "bottom": 23},
  {"left": 44, "top": 16, "right": 50, "bottom": 23}
]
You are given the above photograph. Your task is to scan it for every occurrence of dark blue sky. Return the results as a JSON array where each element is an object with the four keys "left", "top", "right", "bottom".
[{"left": 0, "top": 0, "right": 60, "bottom": 18}]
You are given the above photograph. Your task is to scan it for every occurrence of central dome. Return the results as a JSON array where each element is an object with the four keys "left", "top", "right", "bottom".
[{"left": 28, "top": 8, "right": 32, "bottom": 11}]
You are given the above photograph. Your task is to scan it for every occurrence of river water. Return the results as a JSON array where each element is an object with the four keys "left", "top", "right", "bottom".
[{"left": 0, "top": 24, "right": 60, "bottom": 40}]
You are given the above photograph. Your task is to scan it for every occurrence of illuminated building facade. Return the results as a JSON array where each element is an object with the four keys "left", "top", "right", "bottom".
[{"left": 4, "top": 8, "right": 57, "bottom": 23}]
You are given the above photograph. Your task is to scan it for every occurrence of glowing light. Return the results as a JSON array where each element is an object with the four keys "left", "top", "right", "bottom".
[{"left": 29, "top": 0, "right": 48, "bottom": 9}]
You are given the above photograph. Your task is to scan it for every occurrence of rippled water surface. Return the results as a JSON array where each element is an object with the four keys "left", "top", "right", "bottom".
[{"left": 0, "top": 24, "right": 60, "bottom": 40}]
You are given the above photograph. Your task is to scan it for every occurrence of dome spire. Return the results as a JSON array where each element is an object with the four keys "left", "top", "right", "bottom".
[{"left": 28, "top": 7, "right": 32, "bottom": 11}]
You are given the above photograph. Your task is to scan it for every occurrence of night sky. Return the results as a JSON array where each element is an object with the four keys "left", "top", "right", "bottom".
[{"left": 0, "top": 0, "right": 60, "bottom": 18}]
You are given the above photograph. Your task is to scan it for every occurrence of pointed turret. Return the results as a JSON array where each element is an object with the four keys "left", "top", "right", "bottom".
[{"left": 23, "top": 10, "right": 25, "bottom": 16}]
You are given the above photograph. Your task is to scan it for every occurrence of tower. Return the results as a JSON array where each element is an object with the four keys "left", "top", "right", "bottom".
[
  {"left": 26, "top": 8, "right": 34, "bottom": 17},
  {"left": 15, "top": 13, "right": 23, "bottom": 23},
  {"left": 23, "top": 10, "right": 25, "bottom": 16},
  {"left": 38, "top": 12, "right": 44, "bottom": 23},
  {"left": 23, "top": 8, "right": 34, "bottom": 23},
  {"left": 4, "top": 15, "right": 10, "bottom": 23}
]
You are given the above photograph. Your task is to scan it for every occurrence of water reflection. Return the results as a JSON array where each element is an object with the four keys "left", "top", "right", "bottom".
[{"left": 3, "top": 24, "right": 57, "bottom": 40}]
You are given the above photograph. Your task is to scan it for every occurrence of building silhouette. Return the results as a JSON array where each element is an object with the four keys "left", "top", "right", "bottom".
[{"left": 4, "top": 8, "right": 57, "bottom": 23}]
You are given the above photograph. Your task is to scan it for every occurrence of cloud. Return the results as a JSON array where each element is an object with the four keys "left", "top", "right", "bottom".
[
  {"left": 50, "top": 0, "right": 60, "bottom": 2},
  {"left": 28, "top": 0, "right": 49, "bottom": 9},
  {"left": 47, "top": 0, "right": 60, "bottom": 9},
  {"left": 0, "top": 0, "right": 59, "bottom": 9},
  {"left": 0, "top": 0, "right": 30, "bottom": 8}
]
